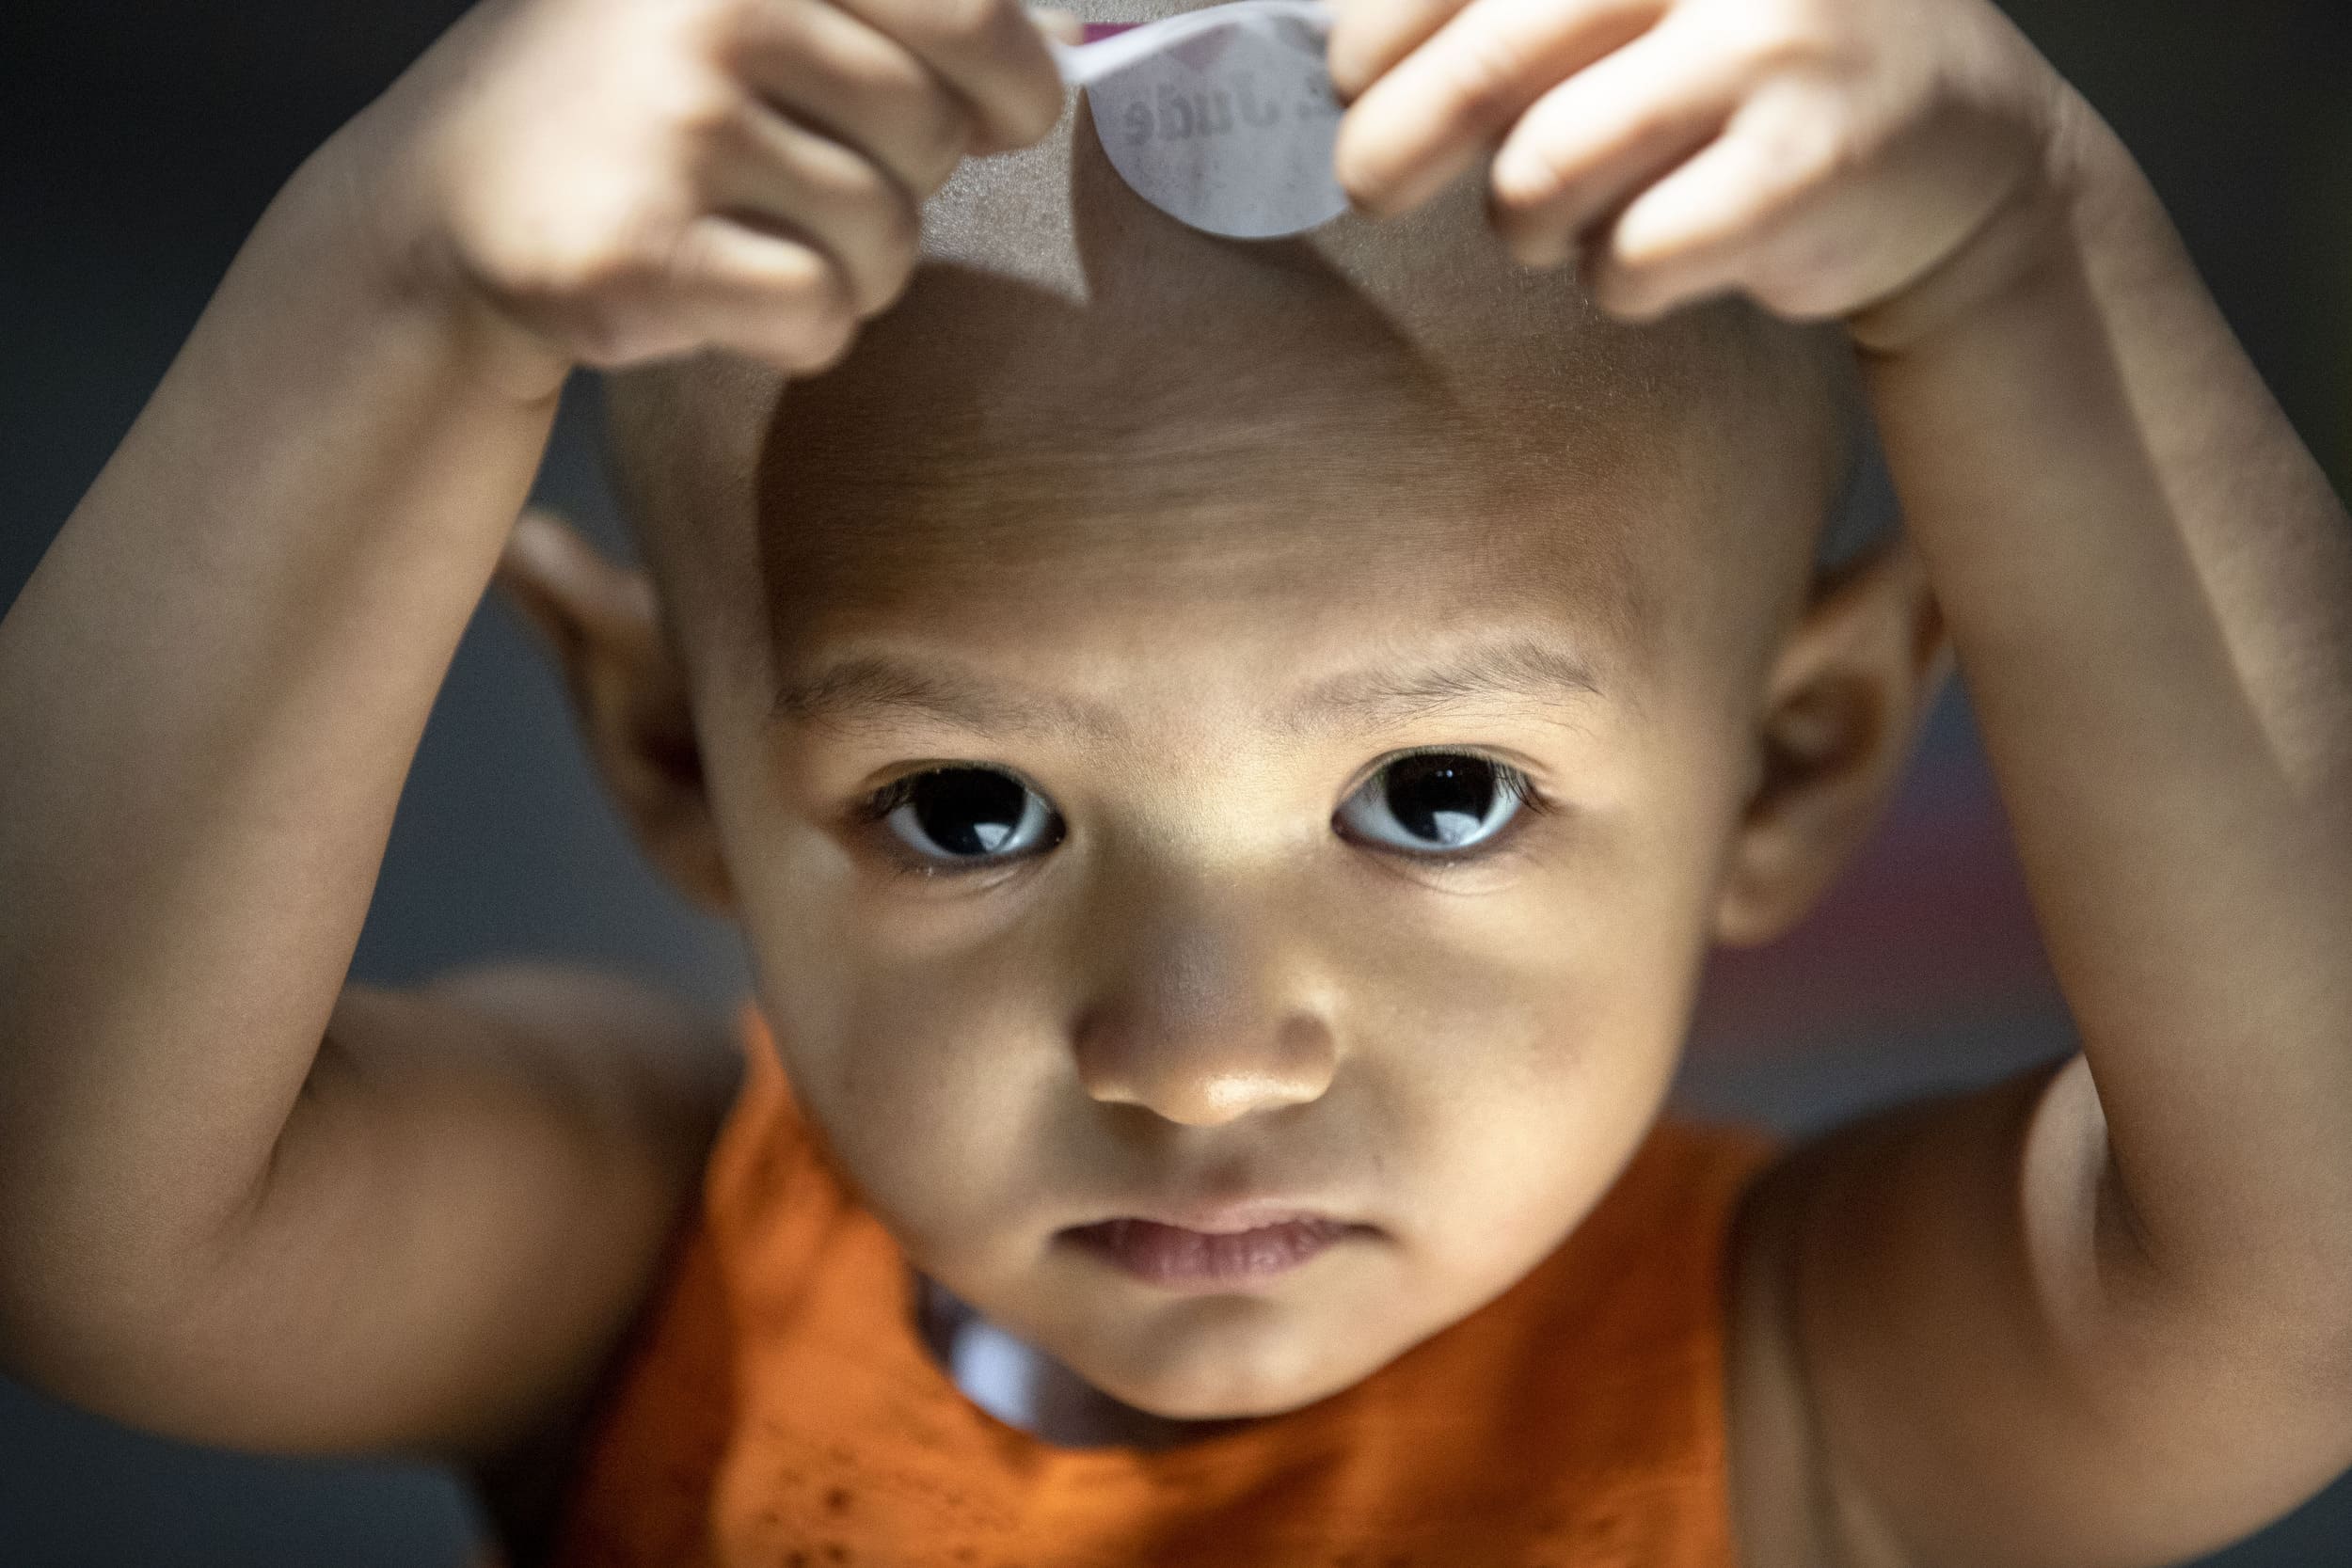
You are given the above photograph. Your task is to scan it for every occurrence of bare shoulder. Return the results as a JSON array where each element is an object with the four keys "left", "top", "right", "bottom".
[
  {"left": 1723, "top": 1069, "right": 2078, "bottom": 1568},
  {"left": 395, "top": 960, "right": 744, "bottom": 1162},
  {"left": 1726, "top": 1053, "right": 2352, "bottom": 1568},
  {"left": 1724, "top": 1115, "right": 1917, "bottom": 1568},
  {"left": 386, "top": 964, "right": 746, "bottom": 1553},
  {"left": 179, "top": 962, "right": 739, "bottom": 1474}
]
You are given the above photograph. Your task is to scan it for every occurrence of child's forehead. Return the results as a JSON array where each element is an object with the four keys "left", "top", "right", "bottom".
[
  {"left": 922, "top": 77, "right": 1768, "bottom": 410},
  {"left": 759, "top": 407, "right": 1661, "bottom": 687},
  {"left": 612, "top": 79, "right": 1851, "bottom": 695},
  {"left": 748, "top": 268, "right": 1718, "bottom": 663},
  {"left": 766, "top": 113, "right": 1806, "bottom": 534}
]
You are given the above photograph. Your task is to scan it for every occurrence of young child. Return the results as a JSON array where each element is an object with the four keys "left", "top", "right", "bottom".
[{"left": 1, "top": 0, "right": 2347, "bottom": 1563}]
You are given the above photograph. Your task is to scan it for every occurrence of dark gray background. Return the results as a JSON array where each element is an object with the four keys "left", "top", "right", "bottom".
[{"left": 4, "top": 0, "right": 2349, "bottom": 1561}]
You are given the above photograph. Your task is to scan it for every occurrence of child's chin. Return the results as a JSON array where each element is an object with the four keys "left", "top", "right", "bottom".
[{"left": 1074, "top": 1334, "right": 1373, "bottom": 1424}]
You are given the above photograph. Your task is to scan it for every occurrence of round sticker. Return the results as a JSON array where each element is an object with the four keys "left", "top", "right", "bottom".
[{"left": 1057, "top": 3, "right": 1348, "bottom": 241}]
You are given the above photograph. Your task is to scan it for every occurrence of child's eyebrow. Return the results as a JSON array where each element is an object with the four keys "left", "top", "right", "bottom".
[
  {"left": 769, "top": 633, "right": 1605, "bottom": 740},
  {"left": 1291, "top": 636, "right": 1604, "bottom": 735},
  {"left": 772, "top": 657, "right": 1117, "bottom": 740}
]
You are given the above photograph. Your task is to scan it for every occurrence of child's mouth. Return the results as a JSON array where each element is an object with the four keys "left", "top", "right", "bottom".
[{"left": 1060, "top": 1214, "right": 1368, "bottom": 1291}]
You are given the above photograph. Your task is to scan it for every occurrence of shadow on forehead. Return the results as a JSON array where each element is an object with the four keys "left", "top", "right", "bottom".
[
  {"left": 602, "top": 42, "right": 1851, "bottom": 685},
  {"left": 775, "top": 110, "right": 1479, "bottom": 533},
  {"left": 918, "top": 76, "right": 1801, "bottom": 460},
  {"left": 757, "top": 89, "right": 1819, "bottom": 593},
  {"left": 769, "top": 124, "right": 1484, "bottom": 549}
]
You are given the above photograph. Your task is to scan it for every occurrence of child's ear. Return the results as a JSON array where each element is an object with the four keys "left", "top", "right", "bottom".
[
  {"left": 1712, "top": 532, "right": 1953, "bottom": 947},
  {"left": 492, "top": 508, "right": 737, "bottom": 918}
]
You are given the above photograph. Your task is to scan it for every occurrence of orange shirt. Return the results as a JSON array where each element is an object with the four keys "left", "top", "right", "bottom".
[{"left": 548, "top": 1002, "right": 1778, "bottom": 1568}]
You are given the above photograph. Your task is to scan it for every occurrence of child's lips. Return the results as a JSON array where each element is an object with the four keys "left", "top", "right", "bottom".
[{"left": 1058, "top": 1207, "right": 1376, "bottom": 1291}]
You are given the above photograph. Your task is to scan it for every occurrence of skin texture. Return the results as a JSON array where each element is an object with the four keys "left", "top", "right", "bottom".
[
  {"left": 4, "top": 0, "right": 2349, "bottom": 1562},
  {"left": 586, "top": 103, "right": 1875, "bottom": 1428},
  {"left": 490, "top": 6, "right": 2352, "bottom": 1557}
]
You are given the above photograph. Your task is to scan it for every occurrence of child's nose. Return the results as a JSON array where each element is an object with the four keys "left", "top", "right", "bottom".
[{"left": 1070, "top": 904, "right": 1338, "bottom": 1127}]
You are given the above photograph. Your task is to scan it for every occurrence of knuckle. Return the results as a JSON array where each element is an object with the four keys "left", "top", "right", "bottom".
[
  {"left": 865, "top": 54, "right": 970, "bottom": 176},
  {"left": 760, "top": 236, "right": 840, "bottom": 308},
  {"left": 905, "top": 97, "right": 974, "bottom": 188},
  {"left": 691, "top": 101, "right": 767, "bottom": 182},
  {"left": 659, "top": 64, "right": 748, "bottom": 145},
  {"left": 1747, "top": 98, "right": 1853, "bottom": 189},
  {"left": 498, "top": 199, "right": 679, "bottom": 306},
  {"left": 803, "top": 137, "right": 915, "bottom": 247},
  {"left": 1713, "top": 0, "right": 1826, "bottom": 78},
  {"left": 703, "top": 0, "right": 780, "bottom": 65},
  {"left": 1438, "top": 34, "right": 1526, "bottom": 132},
  {"left": 657, "top": 210, "right": 724, "bottom": 285},
  {"left": 814, "top": 135, "right": 894, "bottom": 209},
  {"left": 811, "top": 28, "right": 974, "bottom": 182}
]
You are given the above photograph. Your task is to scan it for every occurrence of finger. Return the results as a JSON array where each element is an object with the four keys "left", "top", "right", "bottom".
[
  {"left": 699, "top": 100, "right": 921, "bottom": 317},
  {"left": 1334, "top": 0, "right": 1664, "bottom": 217},
  {"left": 666, "top": 214, "right": 862, "bottom": 374},
  {"left": 1581, "top": 81, "right": 1872, "bottom": 319},
  {"left": 1600, "top": 96, "right": 2042, "bottom": 324},
  {"left": 1325, "top": 0, "right": 1472, "bottom": 103},
  {"left": 725, "top": 0, "right": 977, "bottom": 198},
  {"left": 1574, "top": 86, "right": 1843, "bottom": 318},
  {"left": 834, "top": 0, "right": 1066, "bottom": 155},
  {"left": 1486, "top": 12, "right": 1740, "bottom": 267}
]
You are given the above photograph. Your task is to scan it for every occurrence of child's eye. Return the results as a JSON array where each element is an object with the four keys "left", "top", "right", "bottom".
[
  {"left": 864, "top": 767, "right": 1064, "bottom": 868},
  {"left": 1334, "top": 752, "right": 1538, "bottom": 856}
]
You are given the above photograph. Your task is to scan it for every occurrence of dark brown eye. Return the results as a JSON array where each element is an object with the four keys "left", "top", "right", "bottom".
[
  {"left": 875, "top": 768, "right": 1062, "bottom": 863},
  {"left": 1335, "top": 752, "right": 1528, "bottom": 853}
]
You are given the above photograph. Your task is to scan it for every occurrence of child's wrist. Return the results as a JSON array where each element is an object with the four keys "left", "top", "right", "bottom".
[
  {"left": 290, "top": 118, "right": 580, "bottom": 409},
  {"left": 1839, "top": 78, "right": 2097, "bottom": 361}
]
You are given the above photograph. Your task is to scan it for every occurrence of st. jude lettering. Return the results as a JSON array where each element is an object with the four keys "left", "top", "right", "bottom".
[{"left": 1120, "top": 70, "right": 1336, "bottom": 147}]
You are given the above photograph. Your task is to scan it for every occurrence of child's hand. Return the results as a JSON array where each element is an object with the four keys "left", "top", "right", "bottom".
[
  {"left": 341, "top": 0, "right": 1068, "bottom": 388},
  {"left": 1327, "top": 0, "right": 2074, "bottom": 345}
]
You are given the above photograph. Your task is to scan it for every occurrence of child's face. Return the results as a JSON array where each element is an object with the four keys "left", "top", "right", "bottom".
[{"left": 615, "top": 127, "right": 1856, "bottom": 1423}]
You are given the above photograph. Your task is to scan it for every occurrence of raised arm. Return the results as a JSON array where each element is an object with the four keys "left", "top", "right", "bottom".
[
  {"left": 1783, "top": 80, "right": 2352, "bottom": 1568},
  {"left": 0, "top": 0, "right": 1063, "bottom": 1461},
  {"left": 1323, "top": 0, "right": 2352, "bottom": 1560},
  {"left": 0, "top": 123, "right": 576, "bottom": 1448}
]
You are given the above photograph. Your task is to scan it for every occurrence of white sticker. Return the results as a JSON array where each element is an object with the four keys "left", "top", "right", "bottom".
[{"left": 1053, "top": 2, "right": 1347, "bottom": 241}]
